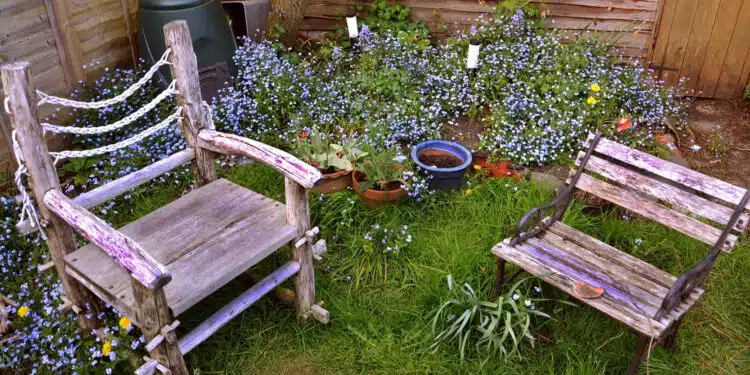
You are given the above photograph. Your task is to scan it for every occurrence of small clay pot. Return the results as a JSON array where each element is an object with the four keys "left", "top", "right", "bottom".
[
  {"left": 314, "top": 169, "right": 352, "bottom": 195},
  {"left": 351, "top": 171, "right": 407, "bottom": 209}
]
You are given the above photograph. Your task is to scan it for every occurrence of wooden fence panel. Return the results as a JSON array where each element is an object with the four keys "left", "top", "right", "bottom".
[
  {"left": 654, "top": 0, "right": 750, "bottom": 98},
  {"left": 0, "top": 0, "right": 138, "bottom": 173},
  {"left": 301, "top": 0, "right": 661, "bottom": 59}
]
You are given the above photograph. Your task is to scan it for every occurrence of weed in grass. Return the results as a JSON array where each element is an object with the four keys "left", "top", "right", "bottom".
[{"left": 430, "top": 274, "right": 564, "bottom": 363}]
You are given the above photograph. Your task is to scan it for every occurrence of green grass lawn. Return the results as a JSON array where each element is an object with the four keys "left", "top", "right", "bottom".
[{"left": 125, "top": 163, "right": 749, "bottom": 374}]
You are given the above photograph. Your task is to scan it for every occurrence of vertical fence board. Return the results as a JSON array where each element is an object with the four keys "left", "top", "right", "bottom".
[
  {"left": 695, "top": 0, "right": 743, "bottom": 97},
  {"left": 679, "top": 0, "right": 721, "bottom": 92},
  {"left": 660, "top": 0, "right": 700, "bottom": 86},
  {"left": 651, "top": 0, "right": 678, "bottom": 67},
  {"left": 714, "top": 1, "right": 750, "bottom": 98}
]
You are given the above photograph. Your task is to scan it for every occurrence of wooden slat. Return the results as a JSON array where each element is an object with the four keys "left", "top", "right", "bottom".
[
  {"left": 577, "top": 153, "right": 749, "bottom": 232},
  {"left": 528, "top": 234, "right": 699, "bottom": 321},
  {"left": 74, "top": 149, "right": 195, "bottom": 209},
  {"left": 493, "top": 240, "right": 668, "bottom": 337},
  {"left": 658, "top": 0, "right": 699, "bottom": 86},
  {"left": 65, "top": 179, "right": 271, "bottom": 304},
  {"left": 64, "top": 179, "right": 298, "bottom": 317},
  {"left": 650, "top": 0, "right": 678, "bottom": 68},
  {"left": 0, "top": 3, "right": 48, "bottom": 38},
  {"left": 529, "top": 236, "right": 662, "bottom": 316},
  {"left": 590, "top": 136, "right": 749, "bottom": 209},
  {"left": 679, "top": 0, "right": 721, "bottom": 93},
  {"left": 48, "top": 0, "right": 85, "bottom": 84},
  {"left": 547, "top": 221, "right": 672, "bottom": 287},
  {"left": 19, "top": 149, "right": 196, "bottom": 235},
  {"left": 695, "top": 0, "right": 743, "bottom": 97},
  {"left": 178, "top": 261, "right": 300, "bottom": 354},
  {"left": 166, "top": 203, "right": 296, "bottom": 315},
  {"left": 576, "top": 173, "right": 737, "bottom": 251},
  {"left": 645, "top": 0, "right": 666, "bottom": 61},
  {"left": 714, "top": 0, "right": 750, "bottom": 98}
]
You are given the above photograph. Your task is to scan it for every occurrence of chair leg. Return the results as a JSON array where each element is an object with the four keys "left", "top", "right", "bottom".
[
  {"left": 662, "top": 318, "right": 683, "bottom": 350},
  {"left": 285, "top": 178, "right": 315, "bottom": 317},
  {"left": 132, "top": 279, "right": 188, "bottom": 375},
  {"left": 625, "top": 334, "right": 651, "bottom": 375},
  {"left": 493, "top": 258, "right": 507, "bottom": 300}
]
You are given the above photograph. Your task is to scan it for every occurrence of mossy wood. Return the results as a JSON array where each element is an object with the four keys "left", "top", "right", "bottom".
[
  {"left": 1, "top": 20, "right": 326, "bottom": 375},
  {"left": 493, "top": 132, "right": 749, "bottom": 375}
]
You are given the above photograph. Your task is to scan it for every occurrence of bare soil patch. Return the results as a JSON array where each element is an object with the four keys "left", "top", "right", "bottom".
[{"left": 677, "top": 99, "right": 750, "bottom": 188}]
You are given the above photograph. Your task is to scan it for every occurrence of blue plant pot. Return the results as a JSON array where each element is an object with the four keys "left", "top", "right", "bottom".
[{"left": 411, "top": 140, "right": 472, "bottom": 191}]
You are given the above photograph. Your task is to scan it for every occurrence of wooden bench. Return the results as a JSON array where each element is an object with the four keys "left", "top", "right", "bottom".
[
  {"left": 2, "top": 21, "right": 328, "bottom": 375},
  {"left": 492, "top": 132, "right": 749, "bottom": 374}
]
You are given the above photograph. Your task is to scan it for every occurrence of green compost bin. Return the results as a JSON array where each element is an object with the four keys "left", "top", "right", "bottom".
[{"left": 139, "top": 0, "right": 236, "bottom": 99}]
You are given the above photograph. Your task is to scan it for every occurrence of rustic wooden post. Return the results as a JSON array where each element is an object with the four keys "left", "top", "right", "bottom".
[
  {"left": 0, "top": 62, "right": 100, "bottom": 331},
  {"left": 132, "top": 281, "right": 188, "bottom": 375},
  {"left": 267, "top": 0, "right": 308, "bottom": 44},
  {"left": 163, "top": 20, "right": 217, "bottom": 187},
  {"left": 284, "top": 178, "right": 315, "bottom": 316}
]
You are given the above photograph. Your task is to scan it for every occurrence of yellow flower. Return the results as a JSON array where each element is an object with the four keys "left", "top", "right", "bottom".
[
  {"left": 590, "top": 83, "right": 601, "bottom": 92},
  {"left": 17, "top": 305, "right": 29, "bottom": 318},
  {"left": 465, "top": 189, "right": 472, "bottom": 195},
  {"left": 587, "top": 96, "right": 597, "bottom": 106},
  {"left": 118, "top": 316, "right": 131, "bottom": 330},
  {"left": 473, "top": 165, "right": 481, "bottom": 170},
  {"left": 102, "top": 341, "right": 112, "bottom": 357}
]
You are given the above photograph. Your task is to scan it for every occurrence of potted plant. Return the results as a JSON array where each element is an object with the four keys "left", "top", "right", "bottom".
[
  {"left": 352, "top": 149, "right": 408, "bottom": 208},
  {"left": 294, "top": 130, "right": 367, "bottom": 194},
  {"left": 411, "top": 140, "right": 472, "bottom": 191}
]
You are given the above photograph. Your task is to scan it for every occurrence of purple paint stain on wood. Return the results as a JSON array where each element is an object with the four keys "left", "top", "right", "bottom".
[
  {"left": 593, "top": 136, "right": 749, "bottom": 208},
  {"left": 44, "top": 190, "right": 168, "bottom": 289},
  {"left": 520, "top": 240, "right": 655, "bottom": 316}
]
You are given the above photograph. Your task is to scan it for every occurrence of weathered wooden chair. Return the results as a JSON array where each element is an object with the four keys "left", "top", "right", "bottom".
[
  {"left": 493, "top": 132, "right": 749, "bottom": 374},
  {"left": 2, "top": 21, "right": 328, "bottom": 374}
]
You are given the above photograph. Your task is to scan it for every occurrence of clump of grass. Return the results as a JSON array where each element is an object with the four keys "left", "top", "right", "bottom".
[{"left": 430, "top": 274, "right": 565, "bottom": 363}]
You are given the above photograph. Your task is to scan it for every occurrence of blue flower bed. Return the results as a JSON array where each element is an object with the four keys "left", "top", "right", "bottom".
[{"left": 0, "top": 5, "right": 691, "bottom": 373}]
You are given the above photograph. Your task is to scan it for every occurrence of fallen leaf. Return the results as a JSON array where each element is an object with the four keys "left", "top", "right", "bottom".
[{"left": 573, "top": 281, "right": 604, "bottom": 299}]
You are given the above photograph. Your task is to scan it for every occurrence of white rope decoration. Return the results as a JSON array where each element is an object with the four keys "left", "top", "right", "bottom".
[
  {"left": 11, "top": 130, "right": 47, "bottom": 239},
  {"left": 36, "top": 49, "right": 172, "bottom": 109},
  {"left": 41, "top": 81, "right": 178, "bottom": 135},
  {"left": 50, "top": 107, "right": 182, "bottom": 161}
]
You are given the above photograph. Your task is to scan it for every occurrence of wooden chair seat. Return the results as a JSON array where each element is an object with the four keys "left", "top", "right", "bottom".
[
  {"left": 493, "top": 219, "right": 704, "bottom": 338},
  {"left": 63, "top": 178, "right": 298, "bottom": 323}
]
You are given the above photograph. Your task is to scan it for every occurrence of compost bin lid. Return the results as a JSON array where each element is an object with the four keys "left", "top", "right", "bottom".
[{"left": 140, "top": 0, "right": 207, "bottom": 10}]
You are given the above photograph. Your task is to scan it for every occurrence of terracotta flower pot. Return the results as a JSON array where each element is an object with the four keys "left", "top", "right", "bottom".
[
  {"left": 351, "top": 171, "right": 407, "bottom": 209},
  {"left": 314, "top": 169, "right": 352, "bottom": 195}
]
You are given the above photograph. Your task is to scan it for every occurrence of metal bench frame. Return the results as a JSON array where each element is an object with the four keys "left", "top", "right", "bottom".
[{"left": 494, "top": 132, "right": 749, "bottom": 374}]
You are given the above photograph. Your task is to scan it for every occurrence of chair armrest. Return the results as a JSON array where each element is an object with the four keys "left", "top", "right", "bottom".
[
  {"left": 510, "top": 194, "right": 569, "bottom": 246},
  {"left": 197, "top": 129, "right": 323, "bottom": 189},
  {"left": 43, "top": 189, "right": 171, "bottom": 290},
  {"left": 654, "top": 190, "right": 750, "bottom": 320},
  {"left": 511, "top": 132, "right": 604, "bottom": 246}
]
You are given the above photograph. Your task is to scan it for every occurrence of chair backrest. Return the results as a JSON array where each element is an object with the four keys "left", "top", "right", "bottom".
[
  {"left": 572, "top": 133, "right": 749, "bottom": 253},
  {"left": 9, "top": 20, "right": 216, "bottom": 236}
]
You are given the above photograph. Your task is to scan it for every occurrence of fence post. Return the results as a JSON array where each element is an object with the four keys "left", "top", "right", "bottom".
[
  {"left": 163, "top": 20, "right": 218, "bottom": 187},
  {"left": 0, "top": 62, "right": 101, "bottom": 331}
]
